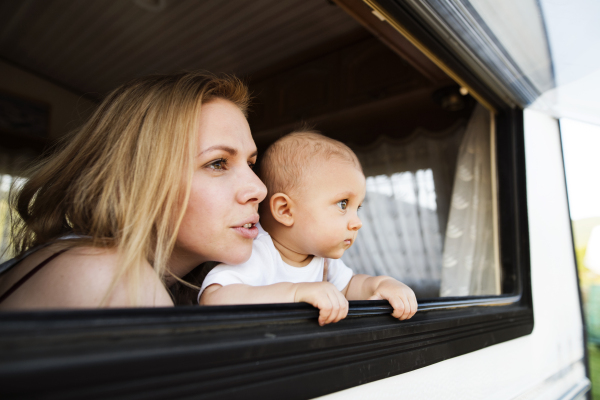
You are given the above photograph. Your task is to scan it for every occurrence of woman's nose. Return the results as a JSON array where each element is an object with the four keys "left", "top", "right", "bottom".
[
  {"left": 237, "top": 168, "right": 267, "bottom": 205},
  {"left": 348, "top": 214, "right": 362, "bottom": 231}
]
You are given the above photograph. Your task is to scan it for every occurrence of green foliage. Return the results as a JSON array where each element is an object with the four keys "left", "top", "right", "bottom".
[{"left": 590, "top": 344, "right": 600, "bottom": 399}]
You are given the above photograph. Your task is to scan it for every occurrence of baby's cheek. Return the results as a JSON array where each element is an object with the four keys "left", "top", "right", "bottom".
[
  {"left": 323, "top": 246, "right": 347, "bottom": 261},
  {"left": 325, "top": 234, "right": 346, "bottom": 255}
]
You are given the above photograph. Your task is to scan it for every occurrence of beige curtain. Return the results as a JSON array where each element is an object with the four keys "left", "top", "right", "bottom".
[
  {"left": 341, "top": 105, "right": 499, "bottom": 298},
  {"left": 341, "top": 123, "right": 465, "bottom": 298},
  {"left": 440, "top": 104, "right": 500, "bottom": 296}
]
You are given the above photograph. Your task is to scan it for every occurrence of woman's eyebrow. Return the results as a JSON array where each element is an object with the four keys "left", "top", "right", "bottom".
[{"left": 198, "top": 145, "right": 237, "bottom": 157}]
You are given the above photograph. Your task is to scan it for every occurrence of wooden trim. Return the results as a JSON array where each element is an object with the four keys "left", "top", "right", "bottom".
[
  {"left": 360, "top": 0, "right": 497, "bottom": 113},
  {"left": 332, "top": 0, "right": 449, "bottom": 84}
]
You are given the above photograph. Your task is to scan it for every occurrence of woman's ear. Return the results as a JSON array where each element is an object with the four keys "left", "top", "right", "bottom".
[{"left": 270, "top": 193, "right": 294, "bottom": 227}]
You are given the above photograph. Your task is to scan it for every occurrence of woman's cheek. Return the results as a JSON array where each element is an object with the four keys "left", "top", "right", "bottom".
[
  {"left": 189, "top": 174, "right": 255, "bottom": 264},
  {"left": 180, "top": 177, "right": 220, "bottom": 243},
  {"left": 208, "top": 181, "right": 255, "bottom": 264}
]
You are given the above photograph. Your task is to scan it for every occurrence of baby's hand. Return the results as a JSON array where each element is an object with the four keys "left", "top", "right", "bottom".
[
  {"left": 294, "top": 282, "right": 349, "bottom": 326},
  {"left": 368, "top": 278, "right": 418, "bottom": 320}
]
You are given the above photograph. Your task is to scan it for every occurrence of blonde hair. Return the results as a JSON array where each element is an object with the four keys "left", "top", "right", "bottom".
[
  {"left": 10, "top": 71, "right": 250, "bottom": 305},
  {"left": 258, "top": 131, "right": 362, "bottom": 201}
]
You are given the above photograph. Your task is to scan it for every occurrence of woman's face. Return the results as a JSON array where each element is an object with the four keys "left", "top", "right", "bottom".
[{"left": 174, "top": 98, "right": 267, "bottom": 268}]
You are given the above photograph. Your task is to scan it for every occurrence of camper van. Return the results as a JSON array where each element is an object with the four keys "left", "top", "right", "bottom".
[{"left": 0, "top": 0, "right": 595, "bottom": 398}]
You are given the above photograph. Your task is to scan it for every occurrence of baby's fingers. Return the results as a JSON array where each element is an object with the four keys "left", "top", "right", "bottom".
[
  {"left": 324, "top": 291, "right": 343, "bottom": 325},
  {"left": 318, "top": 294, "right": 337, "bottom": 326},
  {"left": 408, "top": 294, "right": 418, "bottom": 318},
  {"left": 318, "top": 302, "right": 332, "bottom": 326},
  {"left": 400, "top": 297, "right": 413, "bottom": 320},
  {"left": 333, "top": 290, "right": 349, "bottom": 323},
  {"left": 388, "top": 296, "right": 409, "bottom": 320}
]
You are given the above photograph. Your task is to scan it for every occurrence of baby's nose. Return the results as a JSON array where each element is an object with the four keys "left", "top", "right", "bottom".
[{"left": 348, "top": 215, "right": 362, "bottom": 231}]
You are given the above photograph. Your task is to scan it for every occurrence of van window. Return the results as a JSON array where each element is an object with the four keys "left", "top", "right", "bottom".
[
  {"left": 0, "top": 0, "right": 502, "bottom": 302},
  {"left": 343, "top": 104, "right": 498, "bottom": 297},
  {"left": 246, "top": 35, "right": 499, "bottom": 299},
  {"left": 0, "top": 1, "right": 534, "bottom": 398}
]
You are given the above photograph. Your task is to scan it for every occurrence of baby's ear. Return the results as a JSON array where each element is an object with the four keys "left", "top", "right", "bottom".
[{"left": 270, "top": 193, "right": 294, "bottom": 227}]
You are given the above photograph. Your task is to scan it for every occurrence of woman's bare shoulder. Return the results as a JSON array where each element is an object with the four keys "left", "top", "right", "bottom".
[{"left": 0, "top": 245, "right": 173, "bottom": 310}]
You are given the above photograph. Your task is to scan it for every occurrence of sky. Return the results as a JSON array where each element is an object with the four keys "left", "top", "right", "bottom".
[{"left": 561, "top": 118, "right": 600, "bottom": 221}]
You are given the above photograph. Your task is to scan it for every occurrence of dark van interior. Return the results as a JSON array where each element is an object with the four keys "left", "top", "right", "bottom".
[{"left": 0, "top": 0, "right": 479, "bottom": 298}]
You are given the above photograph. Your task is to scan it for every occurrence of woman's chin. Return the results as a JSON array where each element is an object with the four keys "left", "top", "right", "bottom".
[{"left": 220, "top": 248, "right": 252, "bottom": 266}]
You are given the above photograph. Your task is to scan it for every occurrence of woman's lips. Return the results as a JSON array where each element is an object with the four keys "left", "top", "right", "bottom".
[
  {"left": 233, "top": 224, "right": 259, "bottom": 239},
  {"left": 232, "top": 214, "right": 260, "bottom": 239},
  {"left": 344, "top": 239, "right": 352, "bottom": 246}
]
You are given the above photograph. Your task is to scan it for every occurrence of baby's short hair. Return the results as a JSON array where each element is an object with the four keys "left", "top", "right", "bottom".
[{"left": 258, "top": 131, "right": 362, "bottom": 199}]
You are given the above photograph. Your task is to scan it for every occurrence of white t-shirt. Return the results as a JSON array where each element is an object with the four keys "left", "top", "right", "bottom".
[{"left": 199, "top": 223, "right": 354, "bottom": 300}]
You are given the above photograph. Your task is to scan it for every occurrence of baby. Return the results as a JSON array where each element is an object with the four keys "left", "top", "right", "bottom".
[{"left": 199, "top": 131, "right": 417, "bottom": 325}]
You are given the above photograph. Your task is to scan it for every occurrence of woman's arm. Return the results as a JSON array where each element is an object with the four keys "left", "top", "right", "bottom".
[{"left": 0, "top": 246, "right": 173, "bottom": 310}]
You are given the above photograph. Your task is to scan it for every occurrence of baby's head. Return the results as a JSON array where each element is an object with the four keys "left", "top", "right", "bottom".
[{"left": 258, "top": 131, "right": 365, "bottom": 259}]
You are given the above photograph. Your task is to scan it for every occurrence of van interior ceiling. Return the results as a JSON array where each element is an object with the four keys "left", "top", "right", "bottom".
[{"left": 0, "top": 0, "right": 492, "bottom": 299}]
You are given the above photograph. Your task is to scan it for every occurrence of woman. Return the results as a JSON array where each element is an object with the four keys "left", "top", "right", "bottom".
[{"left": 0, "top": 72, "right": 267, "bottom": 310}]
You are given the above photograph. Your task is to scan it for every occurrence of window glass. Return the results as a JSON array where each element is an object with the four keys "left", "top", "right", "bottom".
[
  {"left": 0, "top": 148, "right": 32, "bottom": 262},
  {"left": 0, "top": 0, "right": 503, "bottom": 305},
  {"left": 0, "top": 174, "right": 26, "bottom": 262},
  {"left": 342, "top": 105, "right": 500, "bottom": 297}
]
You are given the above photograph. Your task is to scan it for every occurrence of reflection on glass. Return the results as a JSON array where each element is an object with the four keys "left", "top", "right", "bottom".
[
  {"left": 440, "top": 105, "right": 499, "bottom": 297},
  {"left": 0, "top": 174, "right": 26, "bottom": 262},
  {"left": 343, "top": 105, "right": 500, "bottom": 298},
  {"left": 343, "top": 170, "right": 442, "bottom": 298}
]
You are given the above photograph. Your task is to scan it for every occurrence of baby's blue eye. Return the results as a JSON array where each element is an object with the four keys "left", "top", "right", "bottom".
[{"left": 337, "top": 200, "right": 348, "bottom": 210}]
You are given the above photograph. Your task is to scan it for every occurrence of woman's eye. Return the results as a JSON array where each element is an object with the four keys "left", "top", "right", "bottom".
[
  {"left": 337, "top": 199, "right": 348, "bottom": 210},
  {"left": 358, "top": 204, "right": 362, "bottom": 211},
  {"left": 248, "top": 161, "right": 256, "bottom": 169},
  {"left": 208, "top": 158, "right": 227, "bottom": 170}
]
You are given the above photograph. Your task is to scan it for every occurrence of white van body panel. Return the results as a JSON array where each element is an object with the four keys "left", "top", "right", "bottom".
[{"left": 319, "top": 109, "right": 588, "bottom": 399}]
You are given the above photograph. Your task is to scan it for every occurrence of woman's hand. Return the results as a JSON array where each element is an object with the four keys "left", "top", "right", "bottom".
[
  {"left": 367, "top": 278, "right": 418, "bottom": 320},
  {"left": 294, "top": 282, "right": 349, "bottom": 326}
]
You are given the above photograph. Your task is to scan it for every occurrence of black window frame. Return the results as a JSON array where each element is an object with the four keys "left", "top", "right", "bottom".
[{"left": 0, "top": 2, "right": 533, "bottom": 399}]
